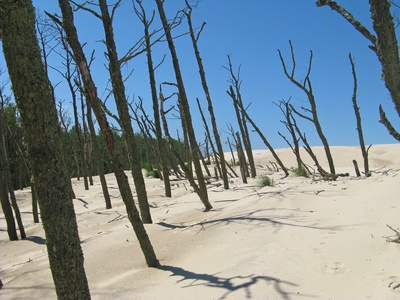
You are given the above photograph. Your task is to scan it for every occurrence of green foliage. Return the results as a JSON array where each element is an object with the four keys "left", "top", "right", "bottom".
[
  {"left": 146, "top": 169, "right": 160, "bottom": 178},
  {"left": 141, "top": 162, "right": 151, "bottom": 171},
  {"left": 292, "top": 164, "right": 309, "bottom": 177},
  {"left": 257, "top": 175, "right": 274, "bottom": 188}
]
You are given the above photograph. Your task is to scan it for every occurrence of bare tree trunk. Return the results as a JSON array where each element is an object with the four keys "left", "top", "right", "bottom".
[
  {"left": 0, "top": 96, "right": 26, "bottom": 238},
  {"left": 134, "top": 0, "right": 172, "bottom": 197},
  {"left": 224, "top": 56, "right": 256, "bottom": 178},
  {"left": 185, "top": 3, "right": 229, "bottom": 189},
  {"left": 349, "top": 54, "right": 370, "bottom": 176},
  {"left": 98, "top": 0, "right": 152, "bottom": 223},
  {"left": 236, "top": 132, "right": 248, "bottom": 184},
  {"left": 196, "top": 98, "right": 222, "bottom": 179},
  {"left": 0, "top": 1, "right": 91, "bottom": 297},
  {"left": 316, "top": 0, "right": 400, "bottom": 139},
  {"left": 57, "top": 0, "right": 159, "bottom": 267},
  {"left": 155, "top": 0, "right": 212, "bottom": 209},
  {"left": 87, "top": 103, "right": 112, "bottom": 209},
  {"left": 291, "top": 112, "right": 328, "bottom": 176},
  {"left": 278, "top": 41, "right": 335, "bottom": 175},
  {"left": 160, "top": 89, "right": 212, "bottom": 209},
  {"left": 227, "top": 86, "right": 289, "bottom": 176}
]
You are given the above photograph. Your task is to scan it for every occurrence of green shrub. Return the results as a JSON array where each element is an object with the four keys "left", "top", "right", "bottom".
[
  {"left": 141, "top": 162, "right": 151, "bottom": 171},
  {"left": 292, "top": 164, "right": 309, "bottom": 177},
  {"left": 257, "top": 175, "right": 274, "bottom": 188},
  {"left": 146, "top": 169, "right": 160, "bottom": 178}
]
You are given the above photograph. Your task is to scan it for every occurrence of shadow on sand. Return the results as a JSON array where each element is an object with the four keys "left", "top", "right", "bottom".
[{"left": 158, "top": 265, "right": 297, "bottom": 300}]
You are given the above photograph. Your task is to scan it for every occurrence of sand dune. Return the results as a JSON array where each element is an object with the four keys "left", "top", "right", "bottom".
[{"left": 1, "top": 144, "right": 400, "bottom": 299}]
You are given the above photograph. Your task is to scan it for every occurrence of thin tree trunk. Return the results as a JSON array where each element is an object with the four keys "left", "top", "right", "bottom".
[
  {"left": 87, "top": 103, "right": 112, "bottom": 209},
  {"left": 135, "top": 0, "right": 172, "bottom": 197},
  {"left": 185, "top": 4, "right": 229, "bottom": 189},
  {"left": 0, "top": 161, "right": 18, "bottom": 241},
  {"left": 155, "top": 0, "right": 211, "bottom": 209},
  {"left": 0, "top": 98, "right": 26, "bottom": 238},
  {"left": 278, "top": 41, "right": 335, "bottom": 174},
  {"left": 0, "top": 1, "right": 91, "bottom": 298},
  {"left": 236, "top": 132, "right": 248, "bottom": 184},
  {"left": 227, "top": 86, "right": 289, "bottom": 176},
  {"left": 349, "top": 54, "right": 370, "bottom": 176},
  {"left": 98, "top": 0, "right": 152, "bottom": 223},
  {"left": 57, "top": 0, "right": 159, "bottom": 267}
]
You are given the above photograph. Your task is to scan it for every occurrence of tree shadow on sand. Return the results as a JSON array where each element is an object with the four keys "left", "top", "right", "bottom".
[{"left": 158, "top": 265, "right": 298, "bottom": 300}]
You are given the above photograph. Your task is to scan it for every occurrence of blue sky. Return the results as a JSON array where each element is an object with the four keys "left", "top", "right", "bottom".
[{"left": 1, "top": 0, "right": 399, "bottom": 151}]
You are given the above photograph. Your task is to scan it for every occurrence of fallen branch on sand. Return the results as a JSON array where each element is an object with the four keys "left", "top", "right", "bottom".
[{"left": 386, "top": 224, "right": 400, "bottom": 243}]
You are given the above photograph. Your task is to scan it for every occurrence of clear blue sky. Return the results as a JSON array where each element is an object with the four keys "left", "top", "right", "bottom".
[{"left": 1, "top": 0, "right": 399, "bottom": 151}]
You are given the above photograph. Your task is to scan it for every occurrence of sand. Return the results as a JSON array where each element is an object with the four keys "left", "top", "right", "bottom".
[{"left": 1, "top": 144, "right": 400, "bottom": 299}]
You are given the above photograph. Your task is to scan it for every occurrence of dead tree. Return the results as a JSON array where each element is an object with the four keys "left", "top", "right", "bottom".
[
  {"left": 1, "top": 1, "right": 91, "bottom": 297},
  {"left": 0, "top": 94, "right": 26, "bottom": 239},
  {"left": 236, "top": 132, "right": 248, "bottom": 184},
  {"left": 91, "top": 0, "right": 152, "bottom": 224},
  {"left": 291, "top": 111, "right": 328, "bottom": 176},
  {"left": 87, "top": 103, "right": 112, "bottom": 209},
  {"left": 316, "top": 0, "right": 400, "bottom": 140},
  {"left": 349, "top": 54, "right": 371, "bottom": 177},
  {"left": 276, "top": 99, "right": 310, "bottom": 175},
  {"left": 196, "top": 98, "right": 222, "bottom": 179},
  {"left": 224, "top": 55, "right": 256, "bottom": 178},
  {"left": 278, "top": 40, "right": 335, "bottom": 175},
  {"left": 184, "top": 1, "right": 229, "bottom": 189},
  {"left": 160, "top": 87, "right": 212, "bottom": 210},
  {"left": 55, "top": 0, "right": 159, "bottom": 267},
  {"left": 227, "top": 86, "right": 289, "bottom": 176},
  {"left": 155, "top": 0, "right": 211, "bottom": 209},
  {"left": 133, "top": 0, "right": 172, "bottom": 197}
]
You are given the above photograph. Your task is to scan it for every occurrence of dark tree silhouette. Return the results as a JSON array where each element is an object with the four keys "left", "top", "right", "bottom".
[
  {"left": 349, "top": 54, "right": 371, "bottom": 177},
  {"left": 278, "top": 40, "right": 335, "bottom": 175}
]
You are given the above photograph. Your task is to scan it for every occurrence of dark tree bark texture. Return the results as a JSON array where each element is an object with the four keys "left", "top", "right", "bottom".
[
  {"left": 58, "top": 0, "right": 159, "bottom": 267},
  {"left": 0, "top": 1, "right": 91, "bottom": 298}
]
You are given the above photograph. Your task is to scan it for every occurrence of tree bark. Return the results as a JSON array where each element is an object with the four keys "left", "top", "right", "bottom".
[
  {"left": 134, "top": 0, "right": 172, "bottom": 197},
  {"left": 57, "top": 0, "right": 159, "bottom": 267},
  {"left": 98, "top": 0, "right": 152, "bottom": 223},
  {"left": 349, "top": 54, "right": 370, "bottom": 176},
  {"left": 0, "top": 162, "right": 18, "bottom": 241},
  {"left": 278, "top": 41, "right": 335, "bottom": 174},
  {"left": 155, "top": 0, "right": 212, "bottom": 209},
  {"left": 0, "top": 1, "right": 91, "bottom": 298},
  {"left": 185, "top": 3, "right": 229, "bottom": 189},
  {"left": 227, "top": 86, "right": 289, "bottom": 176},
  {"left": 87, "top": 103, "right": 112, "bottom": 209}
]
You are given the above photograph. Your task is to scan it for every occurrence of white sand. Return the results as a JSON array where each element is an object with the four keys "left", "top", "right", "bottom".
[{"left": 1, "top": 144, "right": 400, "bottom": 299}]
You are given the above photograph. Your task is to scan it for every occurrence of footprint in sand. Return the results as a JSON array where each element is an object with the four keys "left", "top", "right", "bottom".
[{"left": 321, "top": 262, "right": 350, "bottom": 274}]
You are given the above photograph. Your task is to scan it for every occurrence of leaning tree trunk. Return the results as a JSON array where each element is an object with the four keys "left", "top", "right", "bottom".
[
  {"left": 0, "top": 101, "right": 26, "bottom": 238},
  {"left": 0, "top": 162, "right": 18, "bottom": 241},
  {"left": 87, "top": 103, "right": 112, "bottom": 209},
  {"left": 57, "top": 0, "right": 159, "bottom": 267},
  {"left": 134, "top": 0, "right": 172, "bottom": 197},
  {"left": 185, "top": 3, "right": 229, "bottom": 189},
  {"left": 155, "top": 0, "right": 212, "bottom": 210},
  {"left": 98, "top": 0, "right": 152, "bottom": 223},
  {"left": 278, "top": 41, "right": 335, "bottom": 175},
  {"left": 0, "top": 1, "right": 91, "bottom": 298}
]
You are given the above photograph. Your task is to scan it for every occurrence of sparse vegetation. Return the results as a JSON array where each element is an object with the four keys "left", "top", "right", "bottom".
[
  {"left": 146, "top": 169, "right": 160, "bottom": 178},
  {"left": 292, "top": 164, "right": 309, "bottom": 177},
  {"left": 257, "top": 175, "right": 274, "bottom": 188}
]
